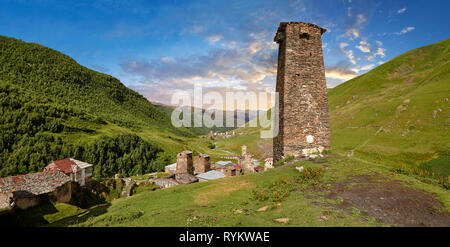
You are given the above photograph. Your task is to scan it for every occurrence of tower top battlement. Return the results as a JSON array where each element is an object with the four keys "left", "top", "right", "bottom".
[{"left": 274, "top": 22, "right": 326, "bottom": 43}]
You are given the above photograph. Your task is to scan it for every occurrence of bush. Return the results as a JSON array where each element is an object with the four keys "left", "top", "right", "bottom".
[{"left": 392, "top": 164, "right": 450, "bottom": 190}]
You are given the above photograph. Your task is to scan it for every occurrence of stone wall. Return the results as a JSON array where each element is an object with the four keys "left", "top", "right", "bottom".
[
  {"left": 46, "top": 181, "right": 73, "bottom": 204},
  {"left": 273, "top": 22, "right": 331, "bottom": 162},
  {"left": 224, "top": 165, "right": 237, "bottom": 177},
  {"left": 241, "top": 155, "right": 255, "bottom": 173},
  {"left": 193, "top": 154, "right": 210, "bottom": 174},
  {"left": 13, "top": 196, "right": 41, "bottom": 210},
  {"left": 148, "top": 177, "right": 179, "bottom": 189},
  {"left": 176, "top": 151, "right": 194, "bottom": 175}
]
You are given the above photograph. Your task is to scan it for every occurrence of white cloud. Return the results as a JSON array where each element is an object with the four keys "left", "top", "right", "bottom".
[
  {"left": 206, "top": 34, "right": 223, "bottom": 44},
  {"left": 326, "top": 68, "right": 358, "bottom": 81},
  {"left": 397, "top": 7, "right": 407, "bottom": 14},
  {"left": 375, "top": 40, "right": 383, "bottom": 46},
  {"left": 340, "top": 42, "right": 349, "bottom": 49},
  {"left": 356, "top": 14, "right": 366, "bottom": 25},
  {"left": 160, "top": 56, "right": 174, "bottom": 63},
  {"left": 356, "top": 41, "right": 371, "bottom": 53},
  {"left": 395, "top": 26, "right": 415, "bottom": 35},
  {"left": 374, "top": 47, "right": 386, "bottom": 57},
  {"left": 360, "top": 64, "right": 375, "bottom": 71},
  {"left": 340, "top": 42, "right": 356, "bottom": 64},
  {"left": 345, "top": 28, "right": 360, "bottom": 39}
]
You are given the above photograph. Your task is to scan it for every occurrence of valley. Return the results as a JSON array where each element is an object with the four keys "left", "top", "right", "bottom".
[{"left": 0, "top": 35, "right": 449, "bottom": 227}]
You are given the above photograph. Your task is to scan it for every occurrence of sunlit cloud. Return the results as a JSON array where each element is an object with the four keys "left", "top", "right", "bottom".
[
  {"left": 345, "top": 28, "right": 360, "bottom": 39},
  {"left": 374, "top": 47, "right": 386, "bottom": 57},
  {"left": 325, "top": 66, "right": 358, "bottom": 81},
  {"left": 360, "top": 64, "right": 374, "bottom": 71},
  {"left": 356, "top": 41, "right": 371, "bottom": 53}
]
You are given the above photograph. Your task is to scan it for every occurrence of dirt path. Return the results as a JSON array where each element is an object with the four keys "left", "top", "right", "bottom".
[{"left": 323, "top": 174, "right": 450, "bottom": 226}]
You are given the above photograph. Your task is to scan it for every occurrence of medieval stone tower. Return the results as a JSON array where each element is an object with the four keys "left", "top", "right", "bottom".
[{"left": 273, "top": 22, "right": 331, "bottom": 162}]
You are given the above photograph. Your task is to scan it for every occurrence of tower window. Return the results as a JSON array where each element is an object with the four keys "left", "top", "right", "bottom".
[{"left": 299, "top": 33, "right": 310, "bottom": 40}]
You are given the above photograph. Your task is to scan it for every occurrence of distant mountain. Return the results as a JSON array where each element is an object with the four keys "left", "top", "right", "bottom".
[
  {"left": 153, "top": 103, "right": 261, "bottom": 135},
  {"left": 0, "top": 36, "right": 201, "bottom": 177}
]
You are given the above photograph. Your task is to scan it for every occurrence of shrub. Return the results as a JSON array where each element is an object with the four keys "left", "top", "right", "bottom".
[{"left": 392, "top": 164, "right": 449, "bottom": 190}]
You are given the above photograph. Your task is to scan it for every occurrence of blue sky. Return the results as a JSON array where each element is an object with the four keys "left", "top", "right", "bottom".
[{"left": 1, "top": 0, "right": 449, "bottom": 108}]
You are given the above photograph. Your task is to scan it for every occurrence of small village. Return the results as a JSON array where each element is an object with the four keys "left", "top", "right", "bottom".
[
  {"left": 152, "top": 145, "right": 274, "bottom": 188},
  {"left": 0, "top": 144, "right": 274, "bottom": 214}
]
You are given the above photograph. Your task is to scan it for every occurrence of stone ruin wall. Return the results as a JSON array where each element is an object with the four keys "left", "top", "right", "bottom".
[{"left": 273, "top": 22, "right": 331, "bottom": 162}]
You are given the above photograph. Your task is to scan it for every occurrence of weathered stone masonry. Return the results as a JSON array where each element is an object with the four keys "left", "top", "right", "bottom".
[
  {"left": 176, "top": 151, "right": 194, "bottom": 174},
  {"left": 273, "top": 22, "right": 331, "bottom": 162}
]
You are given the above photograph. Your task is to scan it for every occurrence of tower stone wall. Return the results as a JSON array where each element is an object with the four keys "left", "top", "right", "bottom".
[
  {"left": 193, "top": 154, "right": 210, "bottom": 174},
  {"left": 176, "top": 151, "right": 193, "bottom": 175},
  {"left": 273, "top": 22, "right": 331, "bottom": 162}
]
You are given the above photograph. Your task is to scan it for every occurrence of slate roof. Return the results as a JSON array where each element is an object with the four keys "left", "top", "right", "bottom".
[
  {"left": 0, "top": 171, "right": 71, "bottom": 197},
  {"left": 71, "top": 159, "right": 94, "bottom": 169},
  {"left": 215, "top": 161, "right": 234, "bottom": 166},
  {"left": 165, "top": 163, "right": 177, "bottom": 169},
  {"left": 195, "top": 170, "right": 224, "bottom": 181}
]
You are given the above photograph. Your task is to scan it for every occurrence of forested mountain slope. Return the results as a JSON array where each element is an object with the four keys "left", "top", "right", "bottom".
[{"left": 0, "top": 36, "right": 202, "bottom": 177}]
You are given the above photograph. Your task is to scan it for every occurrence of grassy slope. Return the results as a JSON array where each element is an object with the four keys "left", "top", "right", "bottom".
[
  {"left": 329, "top": 38, "right": 450, "bottom": 171},
  {"left": 52, "top": 155, "right": 449, "bottom": 227},
  {"left": 47, "top": 39, "right": 450, "bottom": 227}
]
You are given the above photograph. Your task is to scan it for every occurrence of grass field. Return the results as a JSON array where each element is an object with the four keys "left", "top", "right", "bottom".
[{"left": 42, "top": 153, "right": 449, "bottom": 227}]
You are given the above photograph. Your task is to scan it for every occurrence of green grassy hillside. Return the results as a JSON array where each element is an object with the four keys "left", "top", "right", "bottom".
[
  {"left": 45, "top": 155, "right": 450, "bottom": 227},
  {"left": 0, "top": 36, "right": 222, "bottom": 177},
  {"left": 329, "top": 38, "right": 450, "bottom": 174}
]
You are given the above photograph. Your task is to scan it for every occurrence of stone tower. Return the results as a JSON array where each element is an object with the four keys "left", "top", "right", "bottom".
[
  {"left": 193, "top": 154, "right": 210, "bottom": 174},
  {"left": 176, "top": 151, "right": 194, "bottom": 174},
  {"left": 273, "top": 22, "right": 331, "bottom": 162}
]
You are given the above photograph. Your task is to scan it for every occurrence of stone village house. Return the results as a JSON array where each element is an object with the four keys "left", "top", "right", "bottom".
[
  {"left": 0, "top": 171, "right": 74, "bottom": 210},
  {"left": 0, "top": 158, "right": 94, "bottom": 211},
  {"left": 44, "top": 158, "right": 94, "bottom": 186}
]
